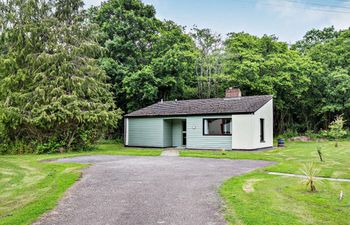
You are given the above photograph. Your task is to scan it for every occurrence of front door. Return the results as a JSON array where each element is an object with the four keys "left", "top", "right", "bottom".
[{"left": 182, "top": 120, "right": 186, "bottom": 146}]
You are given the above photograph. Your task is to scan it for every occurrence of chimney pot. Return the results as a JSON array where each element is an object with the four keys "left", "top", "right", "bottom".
[{"left": 225, "top": 87, "right": 241, "bottom": 98}]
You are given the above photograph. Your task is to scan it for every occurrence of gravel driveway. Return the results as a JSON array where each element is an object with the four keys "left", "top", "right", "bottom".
[{"left": 33, "top": 155, "right": 273, "bottom": 225}]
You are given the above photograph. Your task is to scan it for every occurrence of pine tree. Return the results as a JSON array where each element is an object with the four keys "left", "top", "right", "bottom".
[{"left": 0, "top": 0, "right": 122, "bottom": 153}]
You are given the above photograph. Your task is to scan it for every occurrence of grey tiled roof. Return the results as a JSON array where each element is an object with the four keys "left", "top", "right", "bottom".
[{"left": 125, "top": 95, "right": 273, "bottom": 117}]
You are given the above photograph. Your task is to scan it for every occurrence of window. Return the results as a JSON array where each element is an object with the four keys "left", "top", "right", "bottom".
[
  {"left": 260, "top": 118, "right": 265, "bottom": 142},
  {"left": 203, "top": 118, "right": 232, "bottom": 135}
]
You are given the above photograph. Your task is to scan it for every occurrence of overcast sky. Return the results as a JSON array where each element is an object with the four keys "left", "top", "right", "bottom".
[{"left": 84, "top": 0, "right": 350, "bottom": 43}]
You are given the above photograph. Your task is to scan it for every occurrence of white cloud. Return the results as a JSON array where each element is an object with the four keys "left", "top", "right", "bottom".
[{"left": 256, "top": 0, "right": 350, "bottom": 31}]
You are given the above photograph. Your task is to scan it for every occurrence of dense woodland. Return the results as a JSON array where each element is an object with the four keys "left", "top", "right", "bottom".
[{"left": 0, "top": 0, "right": 350, "bottom": 153}]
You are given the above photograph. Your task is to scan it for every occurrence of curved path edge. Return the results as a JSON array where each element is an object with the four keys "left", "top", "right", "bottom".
[{"left": 33, "top": 155, "right": 274, "bottom": 225}]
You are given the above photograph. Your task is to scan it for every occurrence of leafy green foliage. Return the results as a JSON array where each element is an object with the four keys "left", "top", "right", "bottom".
[
  {"left": 293, "top": 26, "right": 340, "bottom": 53},
  {"left": 305, "top": 30, "right": 350, "bottom": 127},
  {"left": 91, "top": 0, "right": 159, "bottom": 111},
  {"left": 151, "top": 21, "right": 198, "bottom": 102},
  {"left": 191, "top": 27, "right": 225, "bottom": 98},
  {"left": 90, "top": 1, "right": 350, "bottom": 135},
  {"left": 1, "top": 0, "right": 350, "bottom": 150},
  {"left": 123, "top": 66, "right": 159, "bottom": 111},
  {"left": 92, "top": 0, "right": 197, "bottom": 112},
  {"left": 328, "top": 115, "right": 347, "bottom": 147},
  {"left": 0, "top": 0, "right": 122, "bottom": 153},
  {"left": 223, "top": 33, "right": 320, "bottom": 133}
]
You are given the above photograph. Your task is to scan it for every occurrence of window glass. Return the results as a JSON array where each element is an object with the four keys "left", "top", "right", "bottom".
[
  {"left": 260, "top": 118, "right": 265, "bottom": 142},
  {"left": 203, "top": 118, "right": 232, "bottom": 135}
]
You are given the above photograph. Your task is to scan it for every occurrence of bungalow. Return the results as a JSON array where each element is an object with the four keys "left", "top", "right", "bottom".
[{"left": 124, "top": 88, "right": 273, "bottom": 150}]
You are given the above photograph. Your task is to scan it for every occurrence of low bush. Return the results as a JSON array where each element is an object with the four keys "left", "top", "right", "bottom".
[
  {"left": 97, "top": 137, "right": 124, "bottom": 144},
  {"left": 278, "top": 128, "right": 350, "bottom": 141},
  {"left": 0, "top": 128, "right": 110, "bottom": 154},
  {"left": 277, "top": 129, "right": 299, "bottom": 139}
]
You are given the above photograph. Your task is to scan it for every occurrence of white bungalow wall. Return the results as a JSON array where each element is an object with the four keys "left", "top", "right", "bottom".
[
  {"left": 251, "top": 99, "right": 273, "bottom": 148},
  {"left": 231, "top": 99, "right": 273, "bottom": 150}
]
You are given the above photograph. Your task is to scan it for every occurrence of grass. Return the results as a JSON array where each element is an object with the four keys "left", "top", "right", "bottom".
[
  {"left": 0, "top": 144, "right": 161, "bottom": 225},
  {"left": 181, "top": 141, "right": 350, "bottom": 178},
  {"left": 2, "top": 141, "right": 350, "bottom": 225},
  {"left": 180, "top": 141, "right": 350, "bottom": 225},
  {"left": 221, "top": 173, "right": 350, "bottom": 225}
]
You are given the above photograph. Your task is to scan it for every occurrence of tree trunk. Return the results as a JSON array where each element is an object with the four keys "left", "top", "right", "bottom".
[
  {"left": 310, "top": 180, "right": 317, "bottom": 192},
  {"left": 67, "top": 128, "right": 77, "bottom": 149}
]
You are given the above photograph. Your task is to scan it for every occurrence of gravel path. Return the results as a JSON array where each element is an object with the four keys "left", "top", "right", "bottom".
[
  {"left": 161, "top": 149, "right": 180, "bottom": 156},
  {"left": 33, "top": 155, "right": 273, "bottom": 225}
]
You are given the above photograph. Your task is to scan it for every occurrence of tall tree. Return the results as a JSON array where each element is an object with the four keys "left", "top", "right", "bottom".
[
  {"left": 92, "top": 0, "right": 198, "bottom": 112},
  {"left": 0, "top": 0, "right": 121, "bottom": 153},
  {"left": 191, "top": 27, "right": 224, "bottom": 98},
  {"left": 91, "top": 0, "right": 159, "bottom": 111},
  {"left": 223, "top": 33, "right": 319, "bottom": 133},
  {"left": 293, "top": 26, "right": 340, "bottom": 53},
  {"left": 303, "top": 28, "right": 350, "bottom": 127},
  {"left": 151, "top": 21, "right": 198, "bottom": 101}
]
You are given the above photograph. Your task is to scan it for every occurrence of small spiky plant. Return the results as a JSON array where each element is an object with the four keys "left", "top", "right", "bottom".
[
  {"left": 300, "top": 162, "right": 320, "bottom": 192},
  {"left": 316, "top": 146, "right": 323, "bottom": 162}
]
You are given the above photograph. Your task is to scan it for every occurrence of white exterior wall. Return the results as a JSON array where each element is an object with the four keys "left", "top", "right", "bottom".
[
  {"left": 251, "top": 99, "right": 273, "bottom": 148},
  {"left": 125, "top": 118, "right": 129, "bottom": 145},
  {"left": 231, "top": 114, "right": 255, "bottom": 149},
  {"left": 231, "top": 99, "right": 273, "bottom": 150}
]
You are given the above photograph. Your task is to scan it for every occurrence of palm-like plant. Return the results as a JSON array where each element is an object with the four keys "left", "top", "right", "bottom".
[{"left": 300, "top": 163, "right": 320, "bottom": 192}]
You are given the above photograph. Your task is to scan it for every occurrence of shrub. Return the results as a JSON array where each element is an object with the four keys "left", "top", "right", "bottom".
[
  {"left": 304, "top": 130, "right": 323, "bottom": 139},
  {"left": 0, "top": 141, "right": 35, "bottom": 155},
  {"left": 36, "top": 143, "right": 62, "bottom": 154},
  {"left": 278, "top": 129, "right": 299, "bottom": 139},
  {"left": 328, "top": 115, "right": 347, "bottom": 147}
]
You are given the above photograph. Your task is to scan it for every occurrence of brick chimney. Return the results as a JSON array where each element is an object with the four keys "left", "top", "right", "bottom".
[{"left": 225, "top": 87, "right": 241, "bottom": 98}]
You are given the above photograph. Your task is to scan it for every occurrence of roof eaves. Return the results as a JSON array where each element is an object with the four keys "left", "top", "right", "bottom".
[{"left": 124, "top": 111, "right": 254, "bottom": 118}]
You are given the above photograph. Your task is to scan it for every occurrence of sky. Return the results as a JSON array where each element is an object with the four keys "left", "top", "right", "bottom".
[{"left": 84, "top": 0, "right": 350, "bottom": 43}]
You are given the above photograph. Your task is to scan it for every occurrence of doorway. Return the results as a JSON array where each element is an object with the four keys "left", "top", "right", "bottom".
[{"left": 182, "top": 120, "right": 186, "bottom": 146}]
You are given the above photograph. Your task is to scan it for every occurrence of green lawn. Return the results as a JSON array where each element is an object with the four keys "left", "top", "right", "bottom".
[
  {"left": 181, "top": 141, "right": 350, "bottom": 225},
  {"left": 2, "top": 142, "right": 350, "bottom": 225},
  {"left": 0, "top": 144, "right": 161, "bottom": 225}
]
